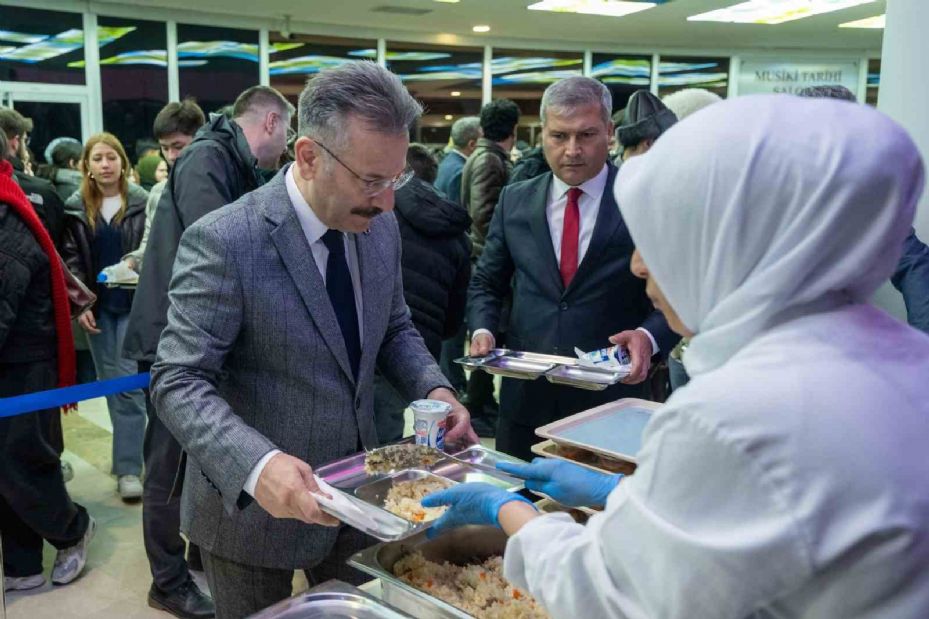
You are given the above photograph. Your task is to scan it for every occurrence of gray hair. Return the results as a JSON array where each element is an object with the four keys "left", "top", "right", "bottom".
[
  {"left": 450, "top": 116, "right": 481, "bottom": 149},
  {"left": 298, "top": 61, "right": 423, "bottom": 149},
  {"left": 540, "top": 76, "right": 612, "bottom": 126}
]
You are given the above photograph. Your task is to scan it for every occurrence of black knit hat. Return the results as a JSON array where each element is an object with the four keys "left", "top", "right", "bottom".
[{"left": 616, "top": 90, "right": 678, "bottom": 149}]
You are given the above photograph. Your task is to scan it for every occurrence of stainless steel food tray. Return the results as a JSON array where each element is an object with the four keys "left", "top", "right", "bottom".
[
  {"left": 349, "top": 526, "right": 511, "bottom": 619},
  {"left": 535, "top": 398, "right": 660, "bottom": 465},
  {"left": 314, "top": 444, "right": 524, "bottom": 542},
  {"left": 456, "top": 348, "right": 629, "bottom": 389},
  {"left": 530, "top": 439, "right": 637, "bottom": 475},
  {"left": 544, "top": 364, "right": 626, "bottom": 391},
  {"left": 247, "top": 579, "right": 413, "bottom": 618}
]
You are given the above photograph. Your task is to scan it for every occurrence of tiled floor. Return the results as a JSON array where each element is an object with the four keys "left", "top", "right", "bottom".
[{"left": 4, "top": 392, "right": 494, "bottom": 618}]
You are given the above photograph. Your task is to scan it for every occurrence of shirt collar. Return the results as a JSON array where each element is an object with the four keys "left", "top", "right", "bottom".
[
  {"left": 286, "top": 163, "right": 328, "bottom": 245},
  {"left": 551, "top": 162, "right": 609, "bottom": 201}
]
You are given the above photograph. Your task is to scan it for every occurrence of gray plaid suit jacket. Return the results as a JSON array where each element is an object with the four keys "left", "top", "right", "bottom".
[{"left": 150, "top": 167, "right": 450, "bottom": 569}]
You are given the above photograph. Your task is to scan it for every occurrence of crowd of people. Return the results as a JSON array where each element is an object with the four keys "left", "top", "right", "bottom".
[{"left": 2, "top": 58, "right": 929, "bottom": 619}]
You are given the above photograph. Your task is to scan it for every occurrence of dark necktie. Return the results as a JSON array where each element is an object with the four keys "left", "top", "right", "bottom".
[
  {"left": 322, "top": 229, "right": 361, "bottom": 379},
  {"left": 560, "top": 186, "right": 583, "bottom": 287}
]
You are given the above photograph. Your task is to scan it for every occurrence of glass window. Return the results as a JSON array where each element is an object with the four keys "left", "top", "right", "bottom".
[
  {"left": 269, "top": 33, "right": 375, "bottom": 111},
  {"left": 492, "top": 48, "right": 583, "bottom": 147},
  {"left": 96, "top": 17, "right": 168, "bottom": 162},
  {"left": 177, "top": 24, "right": 258, "bottom": 117},
  {"left": 867, "top": 58, "right": 880, "bottom": 107},
  {"left": 0, "top": 6, "right": 85, "bottom": 84},
  {"left": 386, "top": 42, "right": 483, "bottom": 147},
  {"left": 658, "top": 56, "right": 730, "bottom": 98},
  {"left": 591, "top": 53, "right": 653, "bottom": 116}
]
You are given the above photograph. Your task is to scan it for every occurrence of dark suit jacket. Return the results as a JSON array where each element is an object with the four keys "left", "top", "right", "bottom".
[
  {"left": 468, "top": 164, "right": 678, "bottom": 432},
  {"left": 151, "top": 168, "right": 450, "bottom": 569},
  {"left": 892, "top": 229, "right": 929, "bottom": 334}
]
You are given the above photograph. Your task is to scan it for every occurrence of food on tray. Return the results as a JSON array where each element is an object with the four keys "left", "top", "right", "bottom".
[
  {"left": 383, "top": 477, "right": 452, "bottom": 523},
  {"left": 393, "top": 552, "right": 550, "bottom": 619},
  {"left": 364, "top": 444, "right": 442, "bottom": 475},
  {"left": 596, "top": 455, "right": 637, "bottom": 475}
]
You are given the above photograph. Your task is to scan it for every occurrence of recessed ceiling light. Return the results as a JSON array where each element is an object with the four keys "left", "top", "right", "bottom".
[
  {"left": 472, "top": 25, "right": 491, "bottom": 32},
  {"left": 444, "top": 114, "right": 454, "bottom": 120},
  {"left": 450, "top": 90, "right": 461, "bottom": 96},
  {"left": 689, "top": 0, "right": 876, "bottom": 25},
  {"left": 839, "top": 13, "right": 885, "bottom": 28},
  {"left": 528, "top": 0, "right": 657, "bottom": 18},
  {"left": 435, "top": 0, "right": 460, "bottom": 3}
]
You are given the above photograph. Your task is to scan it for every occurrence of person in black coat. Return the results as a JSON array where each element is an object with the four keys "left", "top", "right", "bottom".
[
  {"left": 0, "top": 131, "right": 94, "bottom": 591},
  {"left": 373, "top": 145, "right": 471, "bottom": 444},
  {"left": 468, "top": 78, "right": 678, "bottom": 461}
]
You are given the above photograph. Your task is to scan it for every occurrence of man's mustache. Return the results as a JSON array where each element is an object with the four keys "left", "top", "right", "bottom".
[{"left": 351, "top": 207, "right": 383, "bottom": 219}]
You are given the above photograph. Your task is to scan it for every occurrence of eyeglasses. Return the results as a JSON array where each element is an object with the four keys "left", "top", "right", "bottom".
[{"left": 313, "top": 138, "right": 413, "bottom": 197}]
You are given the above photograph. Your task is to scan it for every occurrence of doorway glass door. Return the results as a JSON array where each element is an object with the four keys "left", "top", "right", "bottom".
[{"left": 1, "top": 85, "right": 90, "bottom": 164}]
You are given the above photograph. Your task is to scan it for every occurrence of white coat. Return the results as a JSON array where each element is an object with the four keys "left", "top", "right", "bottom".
[{"left": 503, "top": 95, "right": 929, "bottom": 619}]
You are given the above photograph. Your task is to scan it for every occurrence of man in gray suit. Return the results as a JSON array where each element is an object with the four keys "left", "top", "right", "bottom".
[{"left": 151, "top": 61, "right": 477, "bottom": 618}]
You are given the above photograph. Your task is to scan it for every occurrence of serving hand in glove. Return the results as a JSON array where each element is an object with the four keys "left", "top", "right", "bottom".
[
  {"left": 496, "top": 458, "right": 622, "bottom": 508},
  {"left": 421, "top": 483, "right": 538, "bottom": 538}
]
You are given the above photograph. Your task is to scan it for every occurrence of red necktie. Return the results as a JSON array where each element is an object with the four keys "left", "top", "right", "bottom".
[{"left": 560, "top": 186, "right": 582, "bottom": 287}]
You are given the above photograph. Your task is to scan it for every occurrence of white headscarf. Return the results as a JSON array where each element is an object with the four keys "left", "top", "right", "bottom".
[{"left": 616, "top": 94, "right": 925, "bottom": 377}]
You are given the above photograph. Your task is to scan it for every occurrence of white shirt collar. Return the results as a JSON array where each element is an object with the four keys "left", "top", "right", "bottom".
[
  {"left": 551, "top": 163, "right": 609, "bottom": 201},
  {"left": 286, "top": 162, "right": 328, "bottom": 246}
]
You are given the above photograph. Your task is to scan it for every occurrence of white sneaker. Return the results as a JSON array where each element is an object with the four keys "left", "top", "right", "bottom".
[
  {"left": 51, "top": 516, "right": 95, "bottom": 585},
  {"left": 4, "top": 573, "right": 45, "bottom": 592},
  {"left": 61, "top": 460, "right": 74, "bottom": 483},
  {"left": 118, "top": 474, "right": 143, "bottom": 501}
]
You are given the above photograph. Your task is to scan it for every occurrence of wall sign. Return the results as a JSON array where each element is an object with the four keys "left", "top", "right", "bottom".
[{"left": 738, "top": 58, "right": 860, "bottom": 98}]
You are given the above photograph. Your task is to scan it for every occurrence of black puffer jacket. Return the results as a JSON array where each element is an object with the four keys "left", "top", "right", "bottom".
[
  {"left": 61, "top": 184, "right": 149, "bottom": 292},
  {"left": 123, "top": 113, "right": 261, "bottom": 362},
  {"left": 394, "top": 177, "right": 471, "bottom": 360},
  {"left": 0, "top": 201, "right": 57, "bottom": 365}
]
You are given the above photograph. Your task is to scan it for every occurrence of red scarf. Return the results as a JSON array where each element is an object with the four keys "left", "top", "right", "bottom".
[{"left": 1, "top": 159, "right": 76, "bottom": 402}]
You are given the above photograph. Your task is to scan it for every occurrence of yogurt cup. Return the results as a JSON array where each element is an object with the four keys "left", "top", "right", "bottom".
[{"left": 410, "top": 399, "right": 452, "bottom": 450}]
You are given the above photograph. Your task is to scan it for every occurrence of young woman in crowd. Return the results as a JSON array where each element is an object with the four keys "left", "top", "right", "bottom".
[{"left": 62, "top": 132, "right": 149, "bottom": 502}]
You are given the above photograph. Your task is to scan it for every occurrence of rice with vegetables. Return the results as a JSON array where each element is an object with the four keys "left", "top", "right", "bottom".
[
  {"left": 384, "top": 478, "right": 451, "bottom": 523},
  {"left": 393, "top": 552, "right": 549, "bottom": 618}
]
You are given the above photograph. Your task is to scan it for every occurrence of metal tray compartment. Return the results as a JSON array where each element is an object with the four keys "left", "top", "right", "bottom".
[
  {"left": 427, "top": 459, "right": 524, "bottom": 491},
  {"left": 544, "top": 364, "right": 627, "bottom": 391},
  {"left": 349, "top": 526, "right": 510, "bottom": 619},
  {"left": 354, "top": 470, "right": 455, "bottom": 521},
  {"left": 449, "top": 445, "right": 525, "bottom": 471},
  {"left": 471, "top": 355, "right": 556, "bottom": 379},
  {"left": 248, "top": 579, "right": 412, "bottom": 618}
]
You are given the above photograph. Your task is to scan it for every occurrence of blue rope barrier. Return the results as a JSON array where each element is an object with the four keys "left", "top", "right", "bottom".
[{"left": 0, "top": 373, "right": 151, "bottom": 418}]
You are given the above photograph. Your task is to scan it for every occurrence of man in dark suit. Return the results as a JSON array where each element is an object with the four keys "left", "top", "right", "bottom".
[
  {"left": 151, "top": 61, "right": 477, "bottom": 618},
  {"left": 468, "top": 76, "right": 678, "bottom": 461}
]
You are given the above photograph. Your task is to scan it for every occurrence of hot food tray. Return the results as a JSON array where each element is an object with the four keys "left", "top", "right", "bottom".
[
  {"left": 247, "top": 579, "right": 413, "bottom": 618},
  {"left": 455, "top": 348, "right": 628, "bottom": 389},
  {"left": 314, "top": 443, "right": 524, "bottom": 542}
]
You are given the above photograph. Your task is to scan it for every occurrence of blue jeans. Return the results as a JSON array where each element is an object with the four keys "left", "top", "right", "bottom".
[{"left": 87, "top": 309, "right": 146, "bottom": 476}]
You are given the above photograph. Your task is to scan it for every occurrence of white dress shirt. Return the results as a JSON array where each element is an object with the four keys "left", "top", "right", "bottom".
[
  {"left": 244, "top": 164, "right": 365, "bottom": 497},
  {"left": 473, "top": 164, "right": 658, "bottom": 354}
]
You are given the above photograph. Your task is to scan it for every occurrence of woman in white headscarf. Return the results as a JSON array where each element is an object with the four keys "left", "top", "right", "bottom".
[{"left": 423, "top": 94, "right": 929, "bottom": 618}]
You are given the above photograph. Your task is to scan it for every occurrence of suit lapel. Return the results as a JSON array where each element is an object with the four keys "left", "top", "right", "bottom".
[
  {"left": 527, "top": 173, "right": 564, "bottom": 296},
  {"left": 568, "top": 165, "right": 623, "bottom": 295},
  {"left": 263, "top": 179, "right": 356, "bottom": 385}
]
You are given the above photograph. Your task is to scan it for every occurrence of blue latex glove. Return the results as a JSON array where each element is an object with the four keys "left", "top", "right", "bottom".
[
  {"left": 496, "top": 458, "right": 622, "bottom": 507},
  {"left": 421, "top": 482, "right": 535, "bottom": 538}
]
